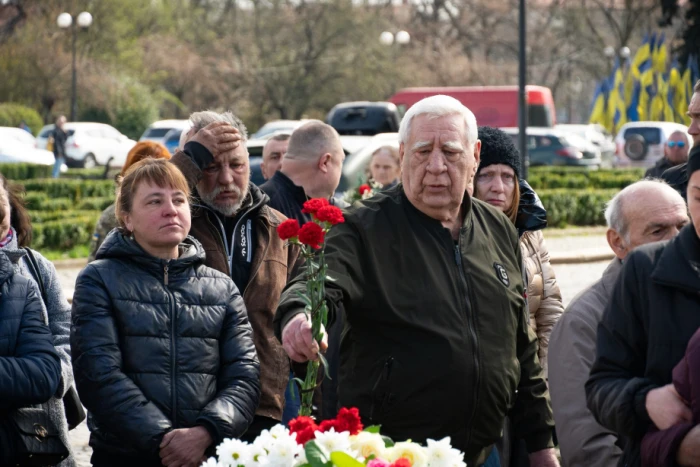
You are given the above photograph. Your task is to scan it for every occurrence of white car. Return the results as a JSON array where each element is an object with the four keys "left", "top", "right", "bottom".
[
  {"left": 37, "top": 123, "right": 136, "bottom": 168},
  {"left": 250, "top": 120, "right": 309, "bottom": 140},
  {"left": 556, "top": 123, "right": 616, "bottom": 168},
  {"left": 0, "top": 128, "right": 59, "bottom": 167},
  {"left": 614, "top": 121, "right": 690, "bottom": 169},
  {"left": 139, "top": 119, "right": 191, "bottom": 145}
]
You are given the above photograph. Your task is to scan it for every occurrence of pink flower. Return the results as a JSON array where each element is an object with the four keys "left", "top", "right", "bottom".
[{"left": 367, "top": 459, "right": 391, "bottom": 467}]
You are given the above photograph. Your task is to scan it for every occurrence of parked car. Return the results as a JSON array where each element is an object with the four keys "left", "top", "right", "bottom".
[
  {"left": 326, "top": 102, "right": 401, "bottom": 136},
  {"left": 250, "top": 120, "right": 308, "bottom": 140},
  {"left": 139, "top": 119, "right": 191, "bottom": 146},
  {"left": 162, "top": 128, "right": 185, "bottom": 155},
  {"left": 37, "top": 123, "right": 136, "bottom": 168},
  {"left": 501, "top": 127, "right": 602, "bottom": 168},
  {"left": 0, "top": 139, "right": 60, "bottom": 168},
  {"left": 556, "top": 123, "right": 615, "bottom": 168},
  {"left": 614, "top": 121, "right": 690, "bottom": 169},
  {"left": 0, "top": 127, "right": 39, "bottom": 147}
]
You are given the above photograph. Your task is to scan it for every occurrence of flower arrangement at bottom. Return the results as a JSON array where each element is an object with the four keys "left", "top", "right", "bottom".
[{"left": 202, "top": 407, "right": 467, "bottom": 467}]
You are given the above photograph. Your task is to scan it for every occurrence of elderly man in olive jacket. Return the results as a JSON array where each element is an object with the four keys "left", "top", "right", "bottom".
[
  {"left": 548, "top": 180, "right": 688, "bottom": 467},
  {"left": 275, "top": 95, "right": 557, "bottom": 467}
]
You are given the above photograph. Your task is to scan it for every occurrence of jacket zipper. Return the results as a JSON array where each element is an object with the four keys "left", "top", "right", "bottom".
[
  {"left": 164, "top": 261, "right": 177, "bottom": 426},
  {"left": 453, "top": 242, "right": 480, "bottom": 447}
]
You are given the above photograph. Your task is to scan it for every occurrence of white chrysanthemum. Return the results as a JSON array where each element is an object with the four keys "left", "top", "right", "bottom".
[
  {"left": 425, "top": 437, "right": 465, "bottom": 467},
  {"left": 313, "top": 428, "right": 353, "bottom": 455},
  {"left": 387, "top": 441, "right": 428, "bottom": 467},
  {"left": 350, "top": 431, "right": 386, "bottom": 460},
  {"left": 269, "top": 424, "right": 292, "bottom": 439},
  {"left": 247, "top": 442, "right": 269, "bottom": 467},
  {"left": 292, "top": 449, "right": 308, "bottom": 467},
  {"left": 254, "top": 430, "right": 275, "bottom": 453},
  {"left": 266, "top": 436, "right": 303, "bottom": 467},
  {"left": 216, "top": 438, "right": 250, "bottom": 466},
  {"left": 201, "top": 457, "right": 222, "bottom": 467}
]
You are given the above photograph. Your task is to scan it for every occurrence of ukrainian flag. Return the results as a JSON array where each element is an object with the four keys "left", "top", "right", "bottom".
[
  {"left": 589, "top": 81, "right": 608, "bottom": 128},
  {"left": 653, "top": 32, "right": 668, "bottom": 74},
  {"left": 639, "top": 67, "right": 656, "bottom": 120}
]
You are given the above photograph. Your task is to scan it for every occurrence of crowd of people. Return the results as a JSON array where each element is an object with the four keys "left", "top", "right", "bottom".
[{"left": 2, "top": 86, "right": 700, "bottom": 467}]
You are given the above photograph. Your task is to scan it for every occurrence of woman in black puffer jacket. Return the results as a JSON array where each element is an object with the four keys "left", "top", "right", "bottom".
[{"left": 70, "top": 159, "right": 260, "bottom": 467}]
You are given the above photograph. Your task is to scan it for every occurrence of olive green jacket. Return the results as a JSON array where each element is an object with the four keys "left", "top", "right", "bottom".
[{"left": 274, "top": 185, "right": 554, "bottom": 464}]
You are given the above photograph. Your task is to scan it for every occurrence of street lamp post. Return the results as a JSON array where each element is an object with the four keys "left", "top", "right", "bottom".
[
  {"left": 518, "top": 0, "right": 528, "bottom": 180},
  {"left": 57, "top": 11, "right": 93, "bottom": 122}
]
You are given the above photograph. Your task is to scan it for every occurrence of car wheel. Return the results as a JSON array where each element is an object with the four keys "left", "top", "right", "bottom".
[
  {"left": 624, "top": 135, "right": 648, "bottom": 161},
  {"left": 83, "top": 153, "right": 98, "bottom": 169}
]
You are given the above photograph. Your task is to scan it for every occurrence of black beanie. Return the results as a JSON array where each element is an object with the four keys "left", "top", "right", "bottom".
[
  {"left": 477, "top": 126, "right": 521, "bottom": 179},
  {"left": 688, "top": 144, "right": 700, "bottom": 177}
]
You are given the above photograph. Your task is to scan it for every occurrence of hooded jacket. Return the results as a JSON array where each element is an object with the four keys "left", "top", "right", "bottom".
[
  {"left": 586, "top": 223, "right": 700, "bottom": 467},
  {"left": 275, "top": 185, "right": 554, "bottom": 465},
  {"left": 70, "top": 232, "right": 260, "bottom": 462}
]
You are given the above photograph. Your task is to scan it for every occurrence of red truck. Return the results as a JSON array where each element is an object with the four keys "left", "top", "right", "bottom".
[{"left": 388, "top": 85, "right": 556, "bottom": 128}]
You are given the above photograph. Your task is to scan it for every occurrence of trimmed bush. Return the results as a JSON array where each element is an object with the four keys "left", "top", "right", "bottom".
[
  {"left": 20, "top": 179, "right": 114, "bottom": 201},
  {"left": 0, "top": 163, "right": 53, "bottom": 180},
  {"left": 76, "top": 197, "right": 113, "bottom": 211},
  {"left": 23, "top": 192, "right": 49, "bottom": 210},
  {"left": 33, "top": 216, "right": 97, "bottom": 250},
  {"left": 539, "top": 189, "right": 618, "bottom": 227},
  {"left": 32, "top": 198, "right": 74, "bottom": 212},
  {"left": 528, "top": 169, "right": 644, "bottom": 190},
  {"left": 62, "top": 168, "right": 111, "bottom": 180},
  {"left": 30, "top": 210, "right": 102, "bottom": 224},
  {"left": 0, "top": 103, "right": 43, "bottom": 136}
]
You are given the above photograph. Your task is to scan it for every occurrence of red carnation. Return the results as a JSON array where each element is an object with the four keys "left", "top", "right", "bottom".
[
  {"left": 319, "top": 419, "right": 341, "bottom": 433},
  {"left": 298, "top": 222, "right": 325, "bottom": 249},
  {"left": 289, "top": 416, "right": 319, "bottom": 445},
  {"left": 335, "top": 407, "right": 363, "bottom": 435},
  {"left": 391, "top": 459, "right": 412, "bottom": 467},
  {"left": 315, "top": 205, "right": 345, "bottom": 225},
  {"left": 277, "top": 219, "right": 300, "bottom": 240},
  {"left": 302, "top": 198, "right": 330, "bottom": 215},
  {"left": 358, "top": 184, "right": 371, "bottom": 195}
]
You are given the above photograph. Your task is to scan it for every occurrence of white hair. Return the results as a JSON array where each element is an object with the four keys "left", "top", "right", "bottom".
[
  {"left": 604, "top": 178, "right": 681, "bottom": 241},
  {"left": 398, "top": 95, "right": 478, "bottom": 147},
  {"left": 179, "top": 110, "right": 248, "bottom": 148}
]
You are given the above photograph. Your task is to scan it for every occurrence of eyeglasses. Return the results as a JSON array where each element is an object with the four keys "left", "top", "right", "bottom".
[{"left": 667, "top": 141, "right": 686, "bottom": 148}]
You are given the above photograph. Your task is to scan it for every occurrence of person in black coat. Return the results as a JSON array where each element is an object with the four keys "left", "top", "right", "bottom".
[
  {"left": 70, "top": 158, "right": 260, "bottom": 467},
  {"left": 586, "top": 145, "right": 700, "bottom": 466},
  {"left": 0, "top": 245, "right": 62, "bottom": 465}
]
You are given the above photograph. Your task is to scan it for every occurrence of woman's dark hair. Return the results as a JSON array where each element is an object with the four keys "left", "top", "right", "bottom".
[{"left": 0, "top": 173, "right": 32, "bottom": 247}]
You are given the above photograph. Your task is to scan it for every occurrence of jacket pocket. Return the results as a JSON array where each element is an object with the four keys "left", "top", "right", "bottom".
[{"left": 369, "top": 357, "right": 395, "bottom": 423}]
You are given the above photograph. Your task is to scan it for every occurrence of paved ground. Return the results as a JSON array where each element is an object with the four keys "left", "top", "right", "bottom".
[{"left": 58, "top": 230, "right": 612, "bottom": 465}]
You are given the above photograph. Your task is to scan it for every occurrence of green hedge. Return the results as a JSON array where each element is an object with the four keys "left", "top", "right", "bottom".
[
  {"left": 0, "top": 163, "right": 53, "bottom": 180},
  {"left": 529, "top": 169, "right": 645, "bottom": 190},
  {"left": 0, "top": 103, "right": 43, "bottom": 136},
  {"left": 21, "top": 179, "right": 114, "bottom": 201},
  {"left": 33, "top": 216, "right": 97, "bottom": 250},
  {"left": 62, "top": 168, "right": 111, "bottom": 180},
  {"left": 76, "top": 197, "right": 113, "bottom": 211},
  {"left": 539, "top": 189, "right": 618, "bottom": 227},
  {"left": 30, "top": 210, "right": 102, "bottom": 224}
]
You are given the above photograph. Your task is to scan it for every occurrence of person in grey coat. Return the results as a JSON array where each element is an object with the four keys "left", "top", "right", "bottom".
[
  {"left": 0, "top": 173, "right": 75, "bottom": 466},
  {"left": 548, "top": 180, "right": 688, "bottom": 467}
]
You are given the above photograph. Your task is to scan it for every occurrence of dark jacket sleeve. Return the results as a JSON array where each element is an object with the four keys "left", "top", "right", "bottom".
[
  {"left": 196, "top": 282, "right": 261, "bottom": 444},
  {"left": 171, "top": 142, "right": 213, "bottom": 190},
  {"left": 70, "top": 265, "right": 172, "bottom": 455},
  {"left": 274, "top": 216, "right": 366, "bottom": 342},
  {"left": 586, "top": 252, "right": 658, "bottom": 439},
  {"left": 0, "top": 278, "right": 61, "bottom": 409},
  {"left": 509, "top": 236, "right": 555, "bottom": 453},
  {"left": 641, "top": 423, "right": 694, "bottom": 467}
]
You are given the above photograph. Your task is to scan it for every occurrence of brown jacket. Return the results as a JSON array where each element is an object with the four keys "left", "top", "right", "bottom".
[
  {"left": 548, "top": 259, "right": 622, "bottom": 467},
  {"left": 172, "top": 151, "right": 302, "bottom": 421},
  {"left": 520, "top": 230, "right": 564, "bottom": 377}
]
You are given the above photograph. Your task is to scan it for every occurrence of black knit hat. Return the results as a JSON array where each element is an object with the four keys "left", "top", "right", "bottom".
[{"left": 477, "top": 126, "right": 521, "bottom": 179}]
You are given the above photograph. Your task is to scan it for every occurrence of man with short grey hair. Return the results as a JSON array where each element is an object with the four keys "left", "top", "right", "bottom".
[
  {"left": 172, "top": 110, "right": 302, "bottom": 441},
  {"left": 275, "top": 95, "right": 558, "bottom": 466},
  {"left": 548, "top": 179, "right": 688, "bottom": 467}
]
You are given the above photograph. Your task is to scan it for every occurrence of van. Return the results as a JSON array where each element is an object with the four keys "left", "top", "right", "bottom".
[
  {"left": 326, "top": 102, "right": 401, "bottom": 136},
  {"left": 614, "top": 122, "right": 690, "bottom": 168}
]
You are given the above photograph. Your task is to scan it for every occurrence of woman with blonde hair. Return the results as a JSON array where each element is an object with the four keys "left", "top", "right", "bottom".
[
  {"left": 71, "top": 158, "right": 260, "bottom": 466},
  {"left": 368, "top": 145, "right": 401, "bottom": 188},
  {"left": 88, "top": 141, "right": 172, "bottom": 262}
]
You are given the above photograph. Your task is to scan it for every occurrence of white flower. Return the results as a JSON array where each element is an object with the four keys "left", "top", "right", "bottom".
[
  {"left": 387, "top": 441, "right": 428, "bottom": 467},
  {"left": 269, "top": 424, "right": 292, "bottom": 440},
  {"left": 425, "top": 437, "right": 465, "bottom": 467},
  {"left": 216, "top": 438, "right": 250, "bottom": 466},
  {"left": 350, "top": 431, "right": 386, "bottom": 460},
  {"left": 248, "top": 443, "right": 270, "bottom": 467},
  {"left": 292, "top": 449, "right": 308, "bottom": 467},
  {"left": 201, "top": 457, "right": 222, "bottom": 467},
  {"left": 313, "top": 428, "right": 353, "bottom": 455},
  {"left": 266, "top": 436, "right": 303, "bottom": 467}
]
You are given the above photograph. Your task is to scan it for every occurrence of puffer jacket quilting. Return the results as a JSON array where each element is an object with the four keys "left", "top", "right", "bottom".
[{"left": 71, "top": 232, "right": 260, "bottom": 460}]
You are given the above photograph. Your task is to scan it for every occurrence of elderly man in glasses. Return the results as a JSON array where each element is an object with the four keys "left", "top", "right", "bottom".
[{"left": 645, "top": 130, "right": 691, "bottom": 179}]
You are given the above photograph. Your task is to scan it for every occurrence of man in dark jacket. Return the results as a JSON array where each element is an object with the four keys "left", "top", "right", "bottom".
[
  {"left": 261, "top": 121, "right": 347, "bottom": 421},
  {"left": 644, "top": 131, "right": 690, "bottom": 179},
  {"left": 172, "top": 111, "right": 302, "bottom": 441},
  {"left": 275, "top": 95, "right": 557, "bottom": 467},
  {"left": 51, "top": 115, "right": 68, "bottom": 179},
  {"left": 586, "top": 146, "right": 700, "bottom": 466}
]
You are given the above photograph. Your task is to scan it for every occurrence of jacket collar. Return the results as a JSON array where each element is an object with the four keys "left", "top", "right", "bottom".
[
  {"left": 599, "top": 258, "right": 622, "bottom": 297},
  {"left": 0, "top": 227, "right": 26, "bottom": 265},
  {"left": 651, "top": 223, "right": 700, "bottom": 293},
  {"left": 399, "top": 184, "right": 474, "bottom": 232},
  {"left": 270, "top": 171, "right": 308, "bottom": 206},
  {"left": 96, "top": 230, "right": 205, "bottom": 276}
]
